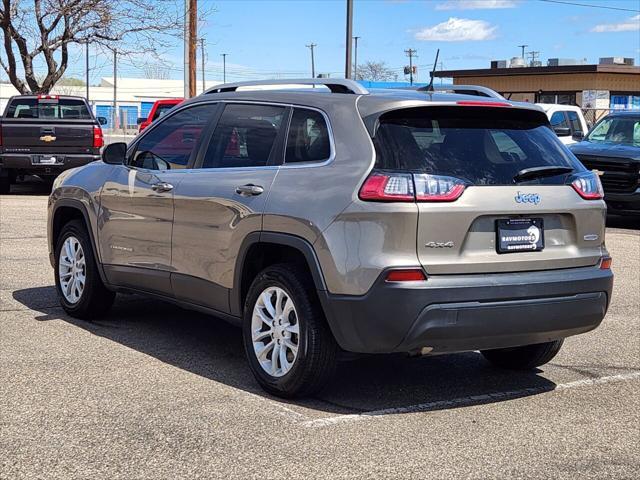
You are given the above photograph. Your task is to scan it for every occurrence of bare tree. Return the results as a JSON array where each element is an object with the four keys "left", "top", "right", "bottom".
[
  {"left": 355, "top": 61, "right": 397, "bottom": 82},
  {"left": 0, "top": 0, "right": 185, "bottom": 94}
]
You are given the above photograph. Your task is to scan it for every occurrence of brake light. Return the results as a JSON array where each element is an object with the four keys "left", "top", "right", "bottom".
[
  {"left": 359, "top": 172, "right": 414, "bottom": 202},
  {"left": 571, "top": 172, "right": 604, "bottom": 200},
  {"left": 456, "top": 100, "right": 512, "bottom": 107},
  {"left": 359, "top": 171, "right": 466, "bottom": 202},
  {"left": 600, "top": 256, "right": 612, "bottom": 270},
  {"left": 37, "top": 94, "right": 58, "bottom": 100},
  {"left": 93, "top": 125, "right": 104, "bottom": 148},
  {"left": 414, "top": 174, "right": 466, "bottom": 202},
  {"left": 385, "top": 269, "right": 427, "bottom": 282}
]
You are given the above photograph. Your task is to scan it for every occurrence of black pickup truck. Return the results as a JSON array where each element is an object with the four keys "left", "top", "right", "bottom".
[{"left": 0, "top": 95, "right": 106, "bottom": 193}]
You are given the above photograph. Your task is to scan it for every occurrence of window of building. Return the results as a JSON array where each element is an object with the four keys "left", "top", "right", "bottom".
[
  {"left": 202, "top": 104, "right": 285, "bottom": 169},
  {"left": 285, "top": 108, "right": 331, "bottom": 163}
]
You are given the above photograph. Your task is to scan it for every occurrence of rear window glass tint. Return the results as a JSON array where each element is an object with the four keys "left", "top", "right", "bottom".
[
  {"left": 372, "top": 106, "right": 582, "bottom": 185},
  {"left": 6, "top": 98, "right": 92, "bottom": 119},
  {"left": 285, "top": 108, "right": 331, "bottom": 163}
]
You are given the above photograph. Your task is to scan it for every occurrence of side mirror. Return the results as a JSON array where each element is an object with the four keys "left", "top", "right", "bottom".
[
  {"left": 572, "top": 130, "right": 584, "bottom": 142},
  {"left": 97, "top": 116, "right": 108, "bottom": 126},
  {"left": 102, "top": 142, "right": 126, "bottom": 165},
  {"left": 137, "top": 117, "right": 147, "bottom": 125},
  {"left": 553, "top": 127, "right": 571, "bottom": 137}
]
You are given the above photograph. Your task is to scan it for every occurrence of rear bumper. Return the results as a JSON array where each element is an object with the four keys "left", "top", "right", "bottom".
[
  {"left": 320, "top": 266, "right": 613, "bottom": 354},
  {"left": 0, "top": 153, "right": 100, "bottom": 176},
  {"left": 605, "top": 188, "right": 640, "bottom": 215}
]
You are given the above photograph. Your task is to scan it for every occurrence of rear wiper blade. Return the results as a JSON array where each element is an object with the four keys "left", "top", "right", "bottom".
[{"left": 513, "top": 166, "right": 573, "bottom": 182}]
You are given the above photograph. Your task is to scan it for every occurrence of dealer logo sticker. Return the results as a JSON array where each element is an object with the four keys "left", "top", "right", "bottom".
[{"left": 514, "top": 192, "right": 540, "bottom": 205}]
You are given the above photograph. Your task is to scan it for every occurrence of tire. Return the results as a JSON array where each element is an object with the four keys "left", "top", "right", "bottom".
[
  {"left": 242, "top": 263, "right": 338, "bottom": 398},
  {"left": 481, "top": 339, "right": 564, "bottom": 370},
  {"left": 0, "top": 174, "right": 10, "bottom": 194},
  {"left": 54, "top": 219, "right": 115, "bottom": 319}
]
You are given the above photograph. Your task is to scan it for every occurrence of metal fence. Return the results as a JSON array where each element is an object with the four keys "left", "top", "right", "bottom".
[{"left": 581, "top": 108, "right": 614, "bottom": 129}]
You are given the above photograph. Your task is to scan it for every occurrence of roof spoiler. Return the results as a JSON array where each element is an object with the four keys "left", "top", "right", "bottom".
[
  {"left": 417, "top": 84, "right": 505, "bottom": 100},
  {"left": 205, "top": 78, "right": 369, "bottom": 95}
]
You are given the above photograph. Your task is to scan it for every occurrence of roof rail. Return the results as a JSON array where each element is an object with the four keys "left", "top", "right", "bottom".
[
  {"left": 418, "top": 84, "right": 505, "bottom": 99},
  {"left": 205, "top": 78, "right": 369, "bottom": 95}
]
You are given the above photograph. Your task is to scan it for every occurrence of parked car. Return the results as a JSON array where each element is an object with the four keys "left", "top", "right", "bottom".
[
  {"left": 570, "top": 111, "right": 640, "bottom": 215},
  {"left": 536, "top": 104, "right": 589, "bottom": 145},
  {"left": 47, "top": 79, "right": 613, "bottom": 397},
  {"left": 0, "top": 95, "right": 106, "bottom": 194},
  {"left": 137, "top": 98, "right": 183, "bottom": 133}
]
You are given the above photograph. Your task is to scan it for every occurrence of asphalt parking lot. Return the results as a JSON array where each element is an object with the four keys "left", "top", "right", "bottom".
[{"left": 1, "top": 179, "right": 639, "bottom": 479}]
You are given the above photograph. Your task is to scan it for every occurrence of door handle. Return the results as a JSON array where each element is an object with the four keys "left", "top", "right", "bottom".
[
  {"left": 235, "top": 184, "right": 264, "bottom": 196},
  {"left": 151, "top": 182, "right": 174, "bottom": 193}
]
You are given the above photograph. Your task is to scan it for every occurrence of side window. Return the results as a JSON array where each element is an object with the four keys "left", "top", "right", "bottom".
[
  {"left": 131, "top": 104, "right": 216, "bottom": 170},
  {"left": 550, "top": 111, "right": 570, "bottom": 134},
  {"left": 202, "top": 104, "right": 285, "bottom": 169},
  {"left": 285, "top": 108, "right": 331, "bottom": 163},
  {"left": 567, "top": 111, "right": 582, "bottom": 133}
]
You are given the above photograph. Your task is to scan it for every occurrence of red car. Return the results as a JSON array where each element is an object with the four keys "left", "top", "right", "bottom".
[{"left": 138, "top": 98, "right": 183, "bottom": 133}]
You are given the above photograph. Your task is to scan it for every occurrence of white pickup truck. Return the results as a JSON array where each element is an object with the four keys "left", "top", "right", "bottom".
[{"left": 535, "top": 104, "right": 589, "bottom": 145}]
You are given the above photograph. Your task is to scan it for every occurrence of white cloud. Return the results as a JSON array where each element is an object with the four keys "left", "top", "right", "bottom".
[
  {"left": 591, "top": 14, "right": 640, "bottom": 33},
  {"left": 435, "top": 0, "right": 517, "bottom": 10},
  {"left": 415, "top": 17, "right": 497, "bottom": 41}
]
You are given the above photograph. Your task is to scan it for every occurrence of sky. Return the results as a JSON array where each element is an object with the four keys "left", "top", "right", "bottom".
[{"left": 63, "top": 0, "right": 640, "bottom": 84}]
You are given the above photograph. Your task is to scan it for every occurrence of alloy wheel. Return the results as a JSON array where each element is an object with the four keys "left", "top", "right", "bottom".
[{"left": 58, "top": 236, "right": 86, "bottom": 304}]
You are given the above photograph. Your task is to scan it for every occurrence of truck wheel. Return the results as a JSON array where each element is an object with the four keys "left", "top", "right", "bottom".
[
  {"left": 0, "top": 174, "right": 10, "bottom": 194},
  {"left": 481, "top": 339, "right": 564, "bottom": 370},
  {"left": 54, "top": 219, "right": 115, "bottom": 319},
  {"left": 242, "top": 263, "right": 338, "bottom": 398}
]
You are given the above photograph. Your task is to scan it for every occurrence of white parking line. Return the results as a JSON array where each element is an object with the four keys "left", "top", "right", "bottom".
[{"left": 302, "top": 371, "right": 640, "bottom": 429}]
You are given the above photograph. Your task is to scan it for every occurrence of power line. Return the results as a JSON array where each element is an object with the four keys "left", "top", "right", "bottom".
[{"left": 538, "top": 0, "right": 640, "bottom": 12}]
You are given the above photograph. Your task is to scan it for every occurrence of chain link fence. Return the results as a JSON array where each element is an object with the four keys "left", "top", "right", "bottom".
[{"left": 580, "top": 108, "right": 614, "bottom": 129}]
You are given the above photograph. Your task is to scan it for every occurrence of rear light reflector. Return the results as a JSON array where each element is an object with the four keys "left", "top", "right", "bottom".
[
  {"left": 456, "top": 100, "right": 512, "bottom": 107},
  {"left": 414, "top": 174, "right": 466, "bottom": 202},
  {"left": 571, "top": 172, "right": 604, "bottom": 200},
  {"left": 600, "top": 256, "right": 612, "bottom": 270},
  {"left": 359, "top": 172, "right": 414, "bottom": 201},
  {"left": 93, "top": 126, "right": 104, "bottom": 148},
  {"left": 385, "top": 269, "right": 427, "bottom": 282}
]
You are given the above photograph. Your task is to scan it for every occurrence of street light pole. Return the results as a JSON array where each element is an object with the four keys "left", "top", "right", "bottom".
[
  {"left": 85, "top": 42, "right": 89, "bottom": 101},
  {"left": 306, "top": 43, "right": 317, "bottom": 78},
  {"left": 345, "top": 0, "right": 353, "bottom": 79},
  {"left": 221, "top": 53, "right": 228, "bottom": 83},
  {"left": 183, "top": 0, "right": 189, "bottom": 97},
  {"left": 353, "top": 36, "right": 360, "bottom": 80},
  {"left": 199, "top": 38, "right": 206, "bottom": 93}
]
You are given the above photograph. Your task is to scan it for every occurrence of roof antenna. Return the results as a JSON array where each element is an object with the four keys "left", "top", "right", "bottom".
[{"left": 425, "top": 49, "right": 440, "bottom": 92}]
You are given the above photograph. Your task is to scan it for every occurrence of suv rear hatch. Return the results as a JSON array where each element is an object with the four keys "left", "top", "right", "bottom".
[
  {"left": 367, "top": 104, "right": 606, "bottom": 274},
  {"left": 2, "top": 96, "right": 97, "bottom": 154}
]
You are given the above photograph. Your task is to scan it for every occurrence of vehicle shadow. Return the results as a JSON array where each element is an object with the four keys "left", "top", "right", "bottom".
[
  {"left": 13, "top": 285, "right": 559, "bottom": 415},
  {"left": 4, "top": 176, "right": 52, "bottom": 196}
]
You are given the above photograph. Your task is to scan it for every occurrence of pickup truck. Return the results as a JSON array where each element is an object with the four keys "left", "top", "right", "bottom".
[
  {"left": 0, "top": 95, "right": 106, "bottom": 194},
  {"left": 137, "top": 98, "right": 183, "bottom": 133}
]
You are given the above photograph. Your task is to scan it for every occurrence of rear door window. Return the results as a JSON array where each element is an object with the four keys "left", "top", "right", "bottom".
[
  {"left": 372, "top": 106, "right": 582, "bottom": 185},
  {"left": 567, "top": 111, "right": 583, "bottom": 134},
  {"left": 202, "top": 103, "right": 286, "bottom": 169},
  {"left": 285, "top": 108, "right": 331, "bottom": 163},
  {"left": 6, "top": 98, "right": 92, "bottom": 119}
]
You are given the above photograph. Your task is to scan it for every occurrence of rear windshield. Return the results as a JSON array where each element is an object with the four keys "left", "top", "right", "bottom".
[
  {"left": 152, "top": 103, "right": 178, "bottom": 121},
  {"left": 6, "top": 98, "right": 92, "bottom": 120},
  {"left": 585, "top": 115, "right": 640, "bottom": 146},
  {"left": 373, "top": 106, "right": 583, "bottom": 185}
]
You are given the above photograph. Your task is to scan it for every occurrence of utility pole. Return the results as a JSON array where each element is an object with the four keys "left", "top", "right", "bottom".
[
  {"left": 183, "top": 0, "right": 189, "bottom": 97},
  {"left": 199, "top": 38, "right": 206, "bottom": 93},
  {"left": 306, "top": 43, "right": 317, "bottom": 78},
  {"left": 221, "top": 53, "right": 228, "bottom": 83},
  {"left": 353, "top": 36, "right": 360, "bottom": 80},
  {"left": 528, "top": 50, "right": 540, "bottom": 66},
  {"left": 518, "top": 44, "right": 528, "bottom": 59},
  {"left": 345, "top": 0, "right": 353, "bottom": 79},
  {"left": 85, "top": 42, "right": 89, "bottom": 101},
  {"left": 187, "top": 0, "right": 197, "bottom": 97},
  {"left": 112, "top": 49, "right": 117, "bottom": 130},
  {"left": 405, "top": 48, "right": 417, "bottom": 85}
]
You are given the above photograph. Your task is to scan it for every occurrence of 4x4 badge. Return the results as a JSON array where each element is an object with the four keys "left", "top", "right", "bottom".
[
  {"left": 514, "top": 192, "right": 540, "bottom": 205},
  {"left": 425, "top": 241, "right": 454, "bottom": 248}
]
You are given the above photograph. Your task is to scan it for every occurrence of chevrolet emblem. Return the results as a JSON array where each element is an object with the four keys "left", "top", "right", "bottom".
[{"left": 40, "top": 134, "right": 56, "bottom": 142}]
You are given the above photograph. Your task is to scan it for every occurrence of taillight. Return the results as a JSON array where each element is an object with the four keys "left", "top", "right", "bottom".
[
  {"left": 600, "top": 256, "right": 612, "bottom": 270},
  {"left": 359, "top": 171, "right": 466, "bottom": 202},
  {"left": 571, "top": 171, "right": 604, "bottom": 200},
  {"left": 93, "top": 125, "right": 104, "bottom": 148},
  {"left": 359, "top": 172, "right": 414, "bottom": 202},
  {"left": 414, "top": 174, "right": 466, "bottom": 202},
  {"left": 385, "top": 269, "right": 427, "bottom": 282}
]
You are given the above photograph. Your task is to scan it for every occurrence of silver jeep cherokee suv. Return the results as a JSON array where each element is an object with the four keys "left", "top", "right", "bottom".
[{"left": 47, "top": 79, "right": 613, "bottom": 397}]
